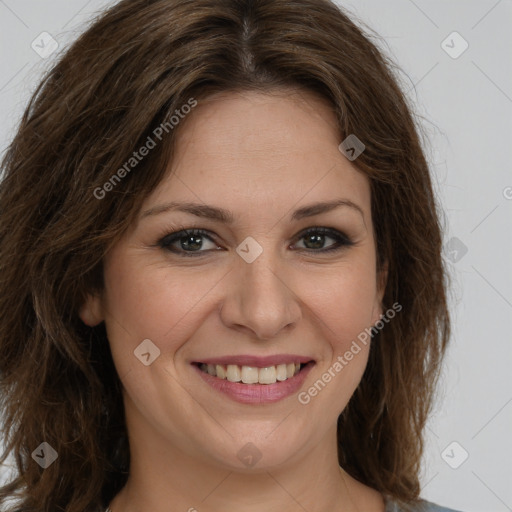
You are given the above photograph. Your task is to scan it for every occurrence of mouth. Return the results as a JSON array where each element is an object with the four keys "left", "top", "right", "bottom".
[
  {"left": 190, "top": 357, "right": 316, "bottom": 404},
  {"left": 192, "top": 361, "right": 314, "bottom": 385}
]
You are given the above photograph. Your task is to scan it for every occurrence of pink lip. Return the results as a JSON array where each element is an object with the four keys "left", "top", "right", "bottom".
[
  {"left": 192, "top": 354, "right": 314, "bottom": 367},
  {"left": 192, "top": 361, "right": 315, "bottom": 404}
]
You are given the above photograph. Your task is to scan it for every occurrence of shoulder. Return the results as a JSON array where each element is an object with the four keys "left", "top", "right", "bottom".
[{"left": 385, "top": 497, "right": 464, "bottom": 512}]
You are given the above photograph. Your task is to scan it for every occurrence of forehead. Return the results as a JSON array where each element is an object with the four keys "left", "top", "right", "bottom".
[{"left": 142, "top": 89, "right": 371, "bottom": 218}]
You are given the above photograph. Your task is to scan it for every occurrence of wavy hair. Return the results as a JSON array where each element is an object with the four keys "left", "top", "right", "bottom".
[{"left": 0, "top": 0, "right": 450, "bottom": 510}]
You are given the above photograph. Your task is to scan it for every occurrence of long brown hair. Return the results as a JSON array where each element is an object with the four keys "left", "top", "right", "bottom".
[{"left": 0, "top": 0, "right": 450, "bottom": 510}]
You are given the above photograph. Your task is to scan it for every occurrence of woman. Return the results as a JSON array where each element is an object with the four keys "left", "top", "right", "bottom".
[{"left": 0, "top": 1, "right": 458, "bottom": 511}]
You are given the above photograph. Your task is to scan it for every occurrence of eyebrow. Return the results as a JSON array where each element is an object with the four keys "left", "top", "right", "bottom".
[{"left": 140, "top": 198, "right": 365, "bottom": 223}]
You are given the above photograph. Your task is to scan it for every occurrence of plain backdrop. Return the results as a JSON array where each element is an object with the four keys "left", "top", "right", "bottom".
[{"left": 0, "top": 1, "right": 511, "bottom": 511}]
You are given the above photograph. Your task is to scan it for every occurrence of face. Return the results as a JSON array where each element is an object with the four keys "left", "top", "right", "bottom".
[{"left": 81, "top": 89, "right": 387, "bottom": 471}]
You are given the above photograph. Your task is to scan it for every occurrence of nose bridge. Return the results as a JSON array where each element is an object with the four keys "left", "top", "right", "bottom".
[
  {"left": 221, "top": 242, "right": 300, "bottom": 339},
  {"left": 244, "top": 249, "right": 284, "bottom": 299}
]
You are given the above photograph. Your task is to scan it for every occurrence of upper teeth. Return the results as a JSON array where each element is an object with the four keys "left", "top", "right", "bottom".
[{"left": 199, "top": 363, "right": 301, "bottom": 384}]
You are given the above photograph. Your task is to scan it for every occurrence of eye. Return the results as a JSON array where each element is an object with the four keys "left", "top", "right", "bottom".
[
  {"left": 292, "top": 227, "right": 354, "bottom": 253},
  {"left": 158, "top": 228, "right": 220, "bottom": 256},
  {"left": 157, "top": 226, "right": 354, "bottom": 257}
]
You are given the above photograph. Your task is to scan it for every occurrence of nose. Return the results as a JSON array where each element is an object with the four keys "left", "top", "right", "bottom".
[{"left": 219, "top": 249, "right": 302, "bottom": 340}]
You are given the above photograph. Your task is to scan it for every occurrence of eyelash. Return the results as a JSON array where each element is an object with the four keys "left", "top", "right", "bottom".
[{"left": 157, "top": 226, "right": 354, "bottom": 257}]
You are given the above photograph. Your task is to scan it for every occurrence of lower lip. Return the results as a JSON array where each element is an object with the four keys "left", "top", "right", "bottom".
[{"left": 192, "top": 362, "right": 315, "bottom": 404}]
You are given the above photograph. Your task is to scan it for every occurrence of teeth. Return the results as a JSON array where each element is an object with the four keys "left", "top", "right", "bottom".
[
  {"left": 259, "top": 366, "right": 277, "bottom": 384},
  {"left": 241, "top": 366, "right": 259, "bottom": 384},
  {"left": 226, "top": 364, "right": 241, "bottom": 382},
  {"left": 276, "top": 364, "right": 287, "bottom": 381},
  {"left": 216, "top": 364, "right": 227, "bottom": 379},
  {"left": 199, "top": 362, "right": 305, "bottom": 384}
]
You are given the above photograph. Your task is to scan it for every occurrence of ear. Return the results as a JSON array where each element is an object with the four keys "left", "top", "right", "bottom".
[
  {"left": 371, "top": 259, "right": 389, "bottom": 326},
  {"left": 78, "top": 292, "right": 104, "bottom": 327}
]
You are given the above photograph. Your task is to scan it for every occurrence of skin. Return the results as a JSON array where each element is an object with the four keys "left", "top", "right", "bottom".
[{"left": 80, "top": 89, "right": 388, "bottom": 512}]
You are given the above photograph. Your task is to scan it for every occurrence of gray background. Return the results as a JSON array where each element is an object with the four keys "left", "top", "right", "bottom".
[{"left": 0, "top": 1, "right": 511, "bottom": 511}]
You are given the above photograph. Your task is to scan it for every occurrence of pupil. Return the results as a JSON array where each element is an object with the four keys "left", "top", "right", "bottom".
[
  {"left": 306, "top": 234, "right": 324, "bottom": 249},
  {"left": 182, "top": 235, "right": 202, "bottom": 251}
]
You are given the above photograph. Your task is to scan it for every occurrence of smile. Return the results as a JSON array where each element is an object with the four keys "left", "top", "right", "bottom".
[
  {"left": 191, "top": 358, "right": 315, "bottom": 404},
  {"left": 197, "top": 362, "right": 304, "bottom": 384}
]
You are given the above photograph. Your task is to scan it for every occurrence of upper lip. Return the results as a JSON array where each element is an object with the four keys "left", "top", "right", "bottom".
[{"left": 192, "top": 354, "right": 315, "bottom": 367}]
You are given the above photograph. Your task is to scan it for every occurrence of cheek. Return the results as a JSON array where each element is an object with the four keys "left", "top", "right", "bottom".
[
  {"left": 101, "top": 252, "right": 225, "bottom": 366},
  {"left": 298, "top": 259, "right": 379, "bottom": 345},
  {"left": 294, "top": 262, "right": 376, "bottom": 414}
]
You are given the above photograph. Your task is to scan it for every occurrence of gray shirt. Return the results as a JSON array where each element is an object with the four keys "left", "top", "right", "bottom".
[{"left": 385, "top": 498, "right": 462, "bottom": 512}]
